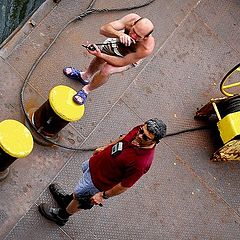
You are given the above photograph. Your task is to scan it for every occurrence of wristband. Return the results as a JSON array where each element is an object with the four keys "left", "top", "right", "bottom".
[{"left": 102, "top": 191, "right": 109, "bottom": 199}]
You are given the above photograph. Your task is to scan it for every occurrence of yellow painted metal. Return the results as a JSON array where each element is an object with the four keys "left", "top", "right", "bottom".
[
  {"left": 220, "top": 65, "right": 240, "bottom": 97},
  {"left": 222, "top": 82, "right": 240, "bottom": 89},
  {"left": 221, "top": 82, "right": 240, "bottom": 97},
  {"left": 212, "top": 102, "right": 222, "bottom": 120},
  {"left": 49, "top": 85, "right": 85, "bottom": 122},
  {"left": 0, "top": 119, "right": 34, "bottom": 158},
  {"left": 217, "top": 111, "right": 240, "bottom": 144}
]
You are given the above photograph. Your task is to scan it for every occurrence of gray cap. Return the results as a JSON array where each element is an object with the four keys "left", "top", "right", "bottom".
[{"left": 145, "top": 118, "right": 167, "bottom": 143}]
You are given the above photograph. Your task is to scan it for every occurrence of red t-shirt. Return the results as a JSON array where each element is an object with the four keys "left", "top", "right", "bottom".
[{"left": 89, "top": 125, "right": 155, "bottom": 191}]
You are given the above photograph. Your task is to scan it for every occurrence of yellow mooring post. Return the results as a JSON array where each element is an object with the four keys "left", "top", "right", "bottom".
[
  {"left": 27, "top": 85, "right": 85, "bottom": 145},
  {"left": 0, "top": 119, "right": 34, "bottom": 180}
]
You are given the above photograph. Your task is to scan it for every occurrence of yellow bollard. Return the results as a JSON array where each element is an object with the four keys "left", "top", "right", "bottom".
[
  {"left": 27, "top": 85, "right": 85, "bottom": 145},
  {"left": 0, "top": 119, "right": 34, "bottom": 180}
]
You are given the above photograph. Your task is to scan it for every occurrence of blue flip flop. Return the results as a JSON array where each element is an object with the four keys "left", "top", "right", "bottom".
[
  {"left": 63, "top": 67, "right": 89, "bottom": 85},
  {"left": 73, "top": 89, "right": 88, "bottom": 105}
]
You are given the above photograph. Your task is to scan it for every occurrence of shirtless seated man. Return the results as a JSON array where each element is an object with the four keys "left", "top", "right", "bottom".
[{"left": 63, "top": 13, "right": 155, "bottom": 105}]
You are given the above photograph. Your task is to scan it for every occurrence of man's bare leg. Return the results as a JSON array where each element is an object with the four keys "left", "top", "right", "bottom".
[
  {"left": 66, "top": 198, "right": 81, "bottom": 215},
  {"left": 64, "top": 57, "right": 105, "bottom": 81},
  {"left": 83, "top": 71, "right": 109, "bottom": 93},
  {"left": 82, "top": 57, "right": 105, "bottom": 80},
  {"left": 73, "top": 64, "right": 130, "bottom": 104},
  {"left": 83, "top": 64, "right": 130, "bottom": 93}
]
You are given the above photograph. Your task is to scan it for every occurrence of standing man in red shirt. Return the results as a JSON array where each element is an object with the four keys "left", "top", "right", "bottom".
[{"left": 38, "top": 118, "right": 167, "bottom": 226}]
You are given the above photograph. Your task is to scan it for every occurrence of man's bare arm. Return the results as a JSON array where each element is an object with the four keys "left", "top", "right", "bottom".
[
  {"left": 100, "top": 13, "right": 140, "bottom": 38},
  {"left": 88, "top": 44, "right": 152, "bottom": 67},
  {"left": 91, "top": 183, "right": 129, "bottom": 205},
  {"left": 100, "top": 13, "right": 141, "bottom": 46},
  {"left": 104, "top": 183, "right": 129, "bottom": 197}
]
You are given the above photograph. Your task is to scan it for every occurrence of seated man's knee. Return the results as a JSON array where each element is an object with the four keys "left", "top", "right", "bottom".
[{"left": 100, "top": 64, "right": 115, "bottom": 76}]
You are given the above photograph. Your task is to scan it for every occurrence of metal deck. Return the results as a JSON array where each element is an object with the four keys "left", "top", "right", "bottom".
[{"left": 0, "top": 0, "right": 239, "bottom": 239}]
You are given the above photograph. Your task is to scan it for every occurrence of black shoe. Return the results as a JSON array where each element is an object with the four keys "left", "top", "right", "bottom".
[
  {"left": 49, "top": 183, "right": 72, "bottom": 209},
  {"left": 38, "top": 203, "right": 68, "bottom": 226}
]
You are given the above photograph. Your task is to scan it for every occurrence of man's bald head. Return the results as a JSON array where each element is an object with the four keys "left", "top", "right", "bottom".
[{"left": 134, "top": 17, "right": 154, "bottom": 37}]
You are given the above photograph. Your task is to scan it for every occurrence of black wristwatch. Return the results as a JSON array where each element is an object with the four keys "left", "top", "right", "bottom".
[{"left": 102, "top": 191, "right": 109, "bottom": 199}]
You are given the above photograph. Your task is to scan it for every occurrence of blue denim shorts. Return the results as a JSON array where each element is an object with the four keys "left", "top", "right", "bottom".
[{"left": 74, "top": 159, "right": 100, "bottom": 198}]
